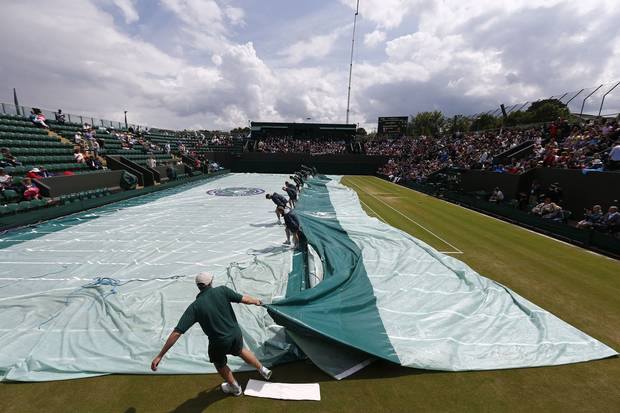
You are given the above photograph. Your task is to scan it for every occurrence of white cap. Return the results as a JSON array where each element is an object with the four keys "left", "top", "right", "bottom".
[{"left": 195, "top": 272, "right": 214, "bottom": 286}]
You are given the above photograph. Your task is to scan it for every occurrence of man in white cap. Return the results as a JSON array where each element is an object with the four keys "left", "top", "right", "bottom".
[{"left": 151, "top": 272, "right": 272, "bottom": 396}]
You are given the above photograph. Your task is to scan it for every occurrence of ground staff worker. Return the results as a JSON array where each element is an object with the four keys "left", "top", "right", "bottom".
[
  {"left": 266, "top": 192, "right": 289, "bottom": 223},
  {"left": 151, "top": 272, "right": 272, "bottom": 397}
]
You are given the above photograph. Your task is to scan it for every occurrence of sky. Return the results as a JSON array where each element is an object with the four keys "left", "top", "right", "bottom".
[{"left": 0, "top": 0, "right": 619, "bottom": 130}]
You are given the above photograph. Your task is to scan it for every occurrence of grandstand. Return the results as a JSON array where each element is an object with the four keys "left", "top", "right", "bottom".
[{"left": 0, "top": 107, "right": 215, "bottom": 223}]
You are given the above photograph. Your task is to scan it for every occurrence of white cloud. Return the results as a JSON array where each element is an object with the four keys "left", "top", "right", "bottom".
[
  {"left": 1, "top": 0, "right": 619, "bottom": 131},
  {"left": 363, "top": 30, "right": 386, "bottom": 48},
  {"left": 339, "top": 0, "right": 428, "bottom": 30},
  {"left": 111, "top": 0, "right": 139, "bottom": 23},
  {"left": 278, "top": 26, "right": 350, "bottom": 65},
  {"left": 224, "top": 6, "right": 245, "bottom": 26}
]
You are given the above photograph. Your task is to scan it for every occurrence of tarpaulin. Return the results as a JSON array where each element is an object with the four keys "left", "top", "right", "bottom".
[{"left": 268, "top": 176, "right": 617, "bottom": 372}]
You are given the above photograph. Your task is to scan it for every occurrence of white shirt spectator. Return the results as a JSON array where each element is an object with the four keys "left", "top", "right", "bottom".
[
  {"left": 74, "top": 152, "right": 85, "bottom": 163},
  {"left": 609, "top": 143, "right": 620, "bottom": 161}
]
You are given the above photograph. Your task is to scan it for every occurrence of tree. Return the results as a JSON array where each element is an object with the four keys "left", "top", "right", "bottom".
[
  {"left": 356, "top": 127, "right": 367, "bottom": 136},
  {"left": 471, "top": 114, "right": 501, "bottom": 131},
  {"left": 411, "top": 111, "right": 445, "bottom": 136},
  {"left": 505, "top": 110, "right": 533, "bottom": 126},
  {"left": 230, "top": 126, "right": 251, "bottom": 135},
  {"left": 446, "top": 115, "right": 471, "bottom": 133},
  {"left": 526, "top": 99, "right": 569, "bottom": 123}
]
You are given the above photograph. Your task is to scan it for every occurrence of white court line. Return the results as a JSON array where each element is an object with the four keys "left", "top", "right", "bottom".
[
  {"left": 372, "top": 177, "right": 617, "bottom": 261},
  {"left": 346, "top": 179, "right": 463, "bottom": 254},
  {"left": 358, "top": 199, "right": 386, "bottom": 223}
]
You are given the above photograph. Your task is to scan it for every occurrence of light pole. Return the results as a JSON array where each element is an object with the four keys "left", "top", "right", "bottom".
[
  {"left": 124, "top": 111, "right": 128, "bottom": 129},
  {"left": 345, "top": 0, "right": 360, "bottom": 125}
]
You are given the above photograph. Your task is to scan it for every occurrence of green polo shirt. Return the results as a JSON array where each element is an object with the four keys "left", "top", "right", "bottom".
[{"left": 174, "top": 286, "right": 243, "bottom": 341}]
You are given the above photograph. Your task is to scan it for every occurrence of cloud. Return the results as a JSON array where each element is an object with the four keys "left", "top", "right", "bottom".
[
  {"left": 224, "top": 6, "right": 245, "bottom": 26},
  {"left": 111, "top": 0, "right": 139, "bottom": 23},
  {"left": 363, "top": 30, "right": 386, "bottom": 48},
  {"left": 339, "top": 0, "right": 429, "bottom": 30},
  {"left": 0, "top": 0, "right": 619, "bottom": 131},
  {"left": 278, "top": 26, "right": 350, "bottom": 65}
]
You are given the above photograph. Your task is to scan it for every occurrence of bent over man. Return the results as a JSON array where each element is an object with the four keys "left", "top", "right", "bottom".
[
  {"left": 151, "top": 272, "right": 272, "bottom": 397},
  {"left": 266, "top": 192, "right": 289, "bottom": 223}
]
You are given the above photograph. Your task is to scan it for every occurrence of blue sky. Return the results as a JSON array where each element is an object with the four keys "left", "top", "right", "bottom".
[{"left": 0, "top": 0, "right": 618, "bottom": 130}]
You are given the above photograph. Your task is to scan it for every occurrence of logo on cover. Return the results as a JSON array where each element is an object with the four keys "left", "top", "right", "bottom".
[{"left": 206, "top": 187, "right": 266, "bottom": 197}]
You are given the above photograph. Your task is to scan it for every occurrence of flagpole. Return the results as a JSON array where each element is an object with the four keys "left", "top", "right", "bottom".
[
  {"left": 13, "top": 88, "right": 20, "bottom": 116},
  {"left": 345, "top": 0, "right": 359, "bottom": 125}
]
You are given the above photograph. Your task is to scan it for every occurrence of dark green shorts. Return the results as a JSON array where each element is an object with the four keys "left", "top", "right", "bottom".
[{"left": 208, "top": 332, "right": 243, "bottom": 369}]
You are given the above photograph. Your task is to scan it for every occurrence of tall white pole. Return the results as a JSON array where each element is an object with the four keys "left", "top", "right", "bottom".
[{"left": 346, "top": 0, "right": 359, "bottom": 125}]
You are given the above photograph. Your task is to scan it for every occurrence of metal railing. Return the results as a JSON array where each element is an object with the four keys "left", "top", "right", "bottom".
[
  {"left": 471, "top": 80, "right": 620, "bottom": 121},
  {"left": 0, "top": 102, "right": 145, "bottom": 130}
]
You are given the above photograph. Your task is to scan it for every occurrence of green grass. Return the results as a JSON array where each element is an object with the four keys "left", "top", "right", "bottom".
[{"left": 1, "top": 175, "right": 619, "bottom": 413}]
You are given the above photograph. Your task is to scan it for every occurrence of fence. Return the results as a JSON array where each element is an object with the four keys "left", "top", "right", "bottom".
[
  {"left": 0, "top": 102, "right": 145, "bottom": 130},
  {"left": 472, "top": 80, "right": 620, "bottom": 120}
]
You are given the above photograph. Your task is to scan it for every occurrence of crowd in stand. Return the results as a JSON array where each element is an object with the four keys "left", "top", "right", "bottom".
[
  {"left": 486, "top": 179, "right": 619, "bottom": 237},
  {"left": 0, "top": 167, "right": 44, "bottom": 202},
  {"left": 375, "top": 129, "right": 536, "bottom": 181},
  {"left": 256, "top": 137, "right": 347, "bottom": 154},
  {"left": 577, "top": 205, "right": 619, "bottom": 233},
  {"left": 377, "top": 118, "right": 620, "bottom": 183}
]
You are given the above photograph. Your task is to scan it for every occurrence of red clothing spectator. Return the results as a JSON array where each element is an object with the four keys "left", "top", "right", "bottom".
[
  {"left": 21, "top": 178, "right": 40, "bottom": 200},
  {"left": 26, "top": 168, "right": 44, "bottom": 180}
]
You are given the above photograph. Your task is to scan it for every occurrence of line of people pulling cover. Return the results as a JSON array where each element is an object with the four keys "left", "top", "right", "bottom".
[
  {"left": 151, "top": 165, "right": 317, "bottom": 398},
  {"left": 265, "top": 166, "right": 316, "bottom": 248}
]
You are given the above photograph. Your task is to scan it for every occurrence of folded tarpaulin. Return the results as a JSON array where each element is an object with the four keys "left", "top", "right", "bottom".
[{"left": 267, "top": 176, "right": 617, "bottom": 373}]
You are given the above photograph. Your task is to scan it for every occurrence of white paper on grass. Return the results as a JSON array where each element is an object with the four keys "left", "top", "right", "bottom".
[{"left": 244, "top": 379, "right": 321, "bottom": 401}]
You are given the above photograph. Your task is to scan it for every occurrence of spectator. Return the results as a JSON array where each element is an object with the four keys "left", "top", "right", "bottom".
[
  {"left": 0, "top": 167, "right": 12, "bottom": 190},
  {"left": 29, "top": 110, "right": 48, "bottom": 128},
  {"left": 517, "top": 192, "right": 529, "bottom": 210},
  {"left": 529, "top": 180, "right": 543, "bottom": 204},
  {"left": 0, "top": 148, "right": 21, "bottom": 167},
  {"left": 26, "top": 168, "right": 44, "bottom": 180},
  {"left": 489, "top": 187, "right": 504, "bottom": 203},
  {"left": 532, "top": 197, "right": 563, "bottom": 220},
  {"left": 90, "top": 138, "right": 100, "bottom": 158},
  {"left": 21, "top": 178, "right": 40, "bottom": 200},
  {"left": 577, "top": 205, "right": 603, "bottom": 229},
  {"left": 74, "top": 131, "right": 83, "bottom": 145},
  {"left": 547, "top": 183, "right": 563, "bottom": 204},
  {"left": 74, "top": 149, "right": 85, "bottom": 163},
  {"left": 85, "top": 156, "right": 103, "bottom": 170},
  {"left": 55, "top": 109, "right": 66, "bottom": 124},
  {"left": 165, "top": 143, "right": 171, "bottom": 154},
  {"left": 147, "top": 156, "right": 157, "bottom": 168},
  {"left": 609, "top": 141, "right": 620, "bottom": 171},
  {"left": 38, "top": 166, "right": 53, "bottom": 178},
  {"left": 582, "top": 158, "right": 604, "bottom": 173},
  {"left": 600, "top": 206, "right": 620, "bottom": 235}
]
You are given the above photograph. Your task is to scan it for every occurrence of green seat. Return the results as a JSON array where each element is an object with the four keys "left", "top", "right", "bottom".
[
  {"left": 5, "top": 203, "right": 19, "bottom": 214},
  {"left": 17, "top": 200, "right": 33, "bottom": 211},
  {"left": 35, "top": 198, "right": 48, "bottom": 208},
  {"left": 2, "top": 189, "right": 19, "bottom": 202}
]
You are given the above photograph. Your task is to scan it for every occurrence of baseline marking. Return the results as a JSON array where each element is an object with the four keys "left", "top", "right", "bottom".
[{"left": 346, "top": 178, "right": 463, "bottom": 254}]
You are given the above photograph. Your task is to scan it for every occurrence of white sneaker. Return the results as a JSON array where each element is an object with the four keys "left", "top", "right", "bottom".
[
  {"left": 259, "top": 366, "right": 272, "bottom": 381},
  {"left": 221, "top": 382, "right": 243, "bottom": 396}
]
